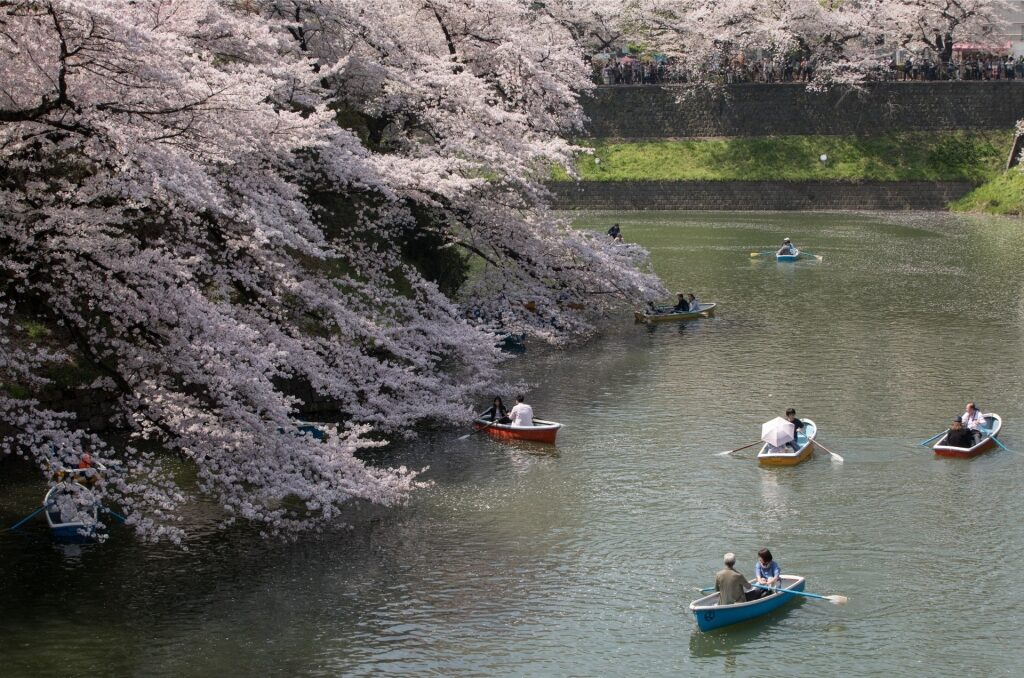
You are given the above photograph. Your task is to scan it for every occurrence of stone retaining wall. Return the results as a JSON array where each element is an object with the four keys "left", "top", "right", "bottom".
[
  {"left": 548, "top": 180, "right": 974, "bottom": 211},
  {"left": 584, "top": 82, "right": 1024, "bottom": 139}
]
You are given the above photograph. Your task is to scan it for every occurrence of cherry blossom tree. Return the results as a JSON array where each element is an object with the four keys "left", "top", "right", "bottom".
[
  {"left": 622, "top": 0, "right": 891, "bottom": 85},
  {"left": 882, "top": 0, "right": 1011, "bottom": 67},
  {"left": 0, "top": 0, "right": 664, "bottom": 541}
]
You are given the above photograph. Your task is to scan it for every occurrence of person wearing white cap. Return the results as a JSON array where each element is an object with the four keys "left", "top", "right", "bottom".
[
  {"left": 777, "top": 237, "right": 796, "bottom": 256},
  {"left": 715, "top": 552, "right": 748, "bottom": 605}
]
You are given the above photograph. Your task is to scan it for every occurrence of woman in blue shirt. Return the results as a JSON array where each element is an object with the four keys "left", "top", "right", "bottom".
[
  {"left": 746, "top": 548, "right": 781, "bottom": 601},
  {"left": 756, "top": 548, "right": 781, "bottom": 587}
]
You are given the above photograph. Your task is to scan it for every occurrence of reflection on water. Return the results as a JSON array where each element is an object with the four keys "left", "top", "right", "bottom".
[{"left": 3, "top": 211, "right": 1024, "bottom": 676}]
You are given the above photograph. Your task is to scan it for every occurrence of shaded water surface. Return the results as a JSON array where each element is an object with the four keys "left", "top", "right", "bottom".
[{"left": 3, "top": 211, "right": 1024, "bottom": 676}]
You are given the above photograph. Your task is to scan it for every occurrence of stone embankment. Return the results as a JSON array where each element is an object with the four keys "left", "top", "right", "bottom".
[
  {"left": 584, "top": 82, "right": 1024, "bottom": 139},
  {"left": 553, "top": 82, "right": 1023, "bottom": 211},
  {"left": 549, "top": 180, "right": 974, "bottom": 211}
]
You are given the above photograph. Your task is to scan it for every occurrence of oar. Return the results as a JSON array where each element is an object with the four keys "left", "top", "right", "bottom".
[
  {"left": 801, "top": 251, "right": 825, "bottom": 261},
  {"left": 753, "top": 583, "right": 848, "bottom": 605},
  {"left": 2, "top": 504, "right": 51, "bottom": 532},
  {"left": 458, "top": 417, "right": 499, "bottom": 441},
  {"left": 987, "top": 435, "right": 1018, "bottom": 454},
  {"left": 715, "top": 440, "right": 762, "bottom": 456},
  {"left": 919, "top": 429, "right": 949, "bottom": 447},
  {"left": 813, "top": 439, "right": 844, "bottom": 463}
]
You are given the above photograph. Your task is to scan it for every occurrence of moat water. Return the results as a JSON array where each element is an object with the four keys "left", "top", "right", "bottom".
[{"left": 2, "top": 211, "right": 1024, "bottom": 676}]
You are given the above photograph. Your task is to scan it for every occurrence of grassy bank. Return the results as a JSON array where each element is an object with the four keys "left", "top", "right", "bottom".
[
  {"left": 951, "top": 169, "right": 1024, "bottom": 215},
  {"left": 555, "top": 131, "right": 1012, "bottom": 182}
]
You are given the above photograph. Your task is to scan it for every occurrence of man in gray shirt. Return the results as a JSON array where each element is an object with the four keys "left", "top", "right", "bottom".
[{"left": 715, "top": 552, "right": 748, "bottom": 605}]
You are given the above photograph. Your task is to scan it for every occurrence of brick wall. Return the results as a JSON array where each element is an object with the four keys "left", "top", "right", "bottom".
[
  {"left": 548, "top": 180, "right": 974, "bottom": 211},
  {"left": 584, "top": 82, "right": 1024, "bottom": 139}
]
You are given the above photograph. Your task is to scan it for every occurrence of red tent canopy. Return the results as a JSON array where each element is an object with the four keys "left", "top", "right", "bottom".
[{"left": 953, "top": 42, "right": 1011, "bottom": 53}]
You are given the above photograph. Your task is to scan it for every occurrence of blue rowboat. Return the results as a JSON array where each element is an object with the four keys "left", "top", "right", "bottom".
[
  {"left": 44, "top": 477, "right": 101, "bottom": 543},
  {"left": 689, "top": 575, "right": 806, "bottom": 632},
  {"left": 776, "top": 248, "right": 800, "bottom": 262}
]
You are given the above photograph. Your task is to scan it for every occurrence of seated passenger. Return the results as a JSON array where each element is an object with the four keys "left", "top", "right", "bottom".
[
  {"left": 777, "top": 237, "right": 796, "bottom": 256},
  {"left": 509, "top": 394, "right": 534, "bottom": 427},
  {"left": 715, "top": 552, "right": 748, "bottom": 606},
  {"left": 944, "top": 417, "right": 975, "bottom": 448},
  {"left": 687, "top": 293, "right": 700, "bottom": 311},
  {"left": 481, "top": 396, "right": 511, "bottom": 424},
  {"left": 785, "top": 408, "right": 805, "bottom": 452},
  {"left": 961, "top": 401, "right": 985, "bottom": 433},
  {"left": 673, "top": 293, "right": 690, "bottom": 312}
]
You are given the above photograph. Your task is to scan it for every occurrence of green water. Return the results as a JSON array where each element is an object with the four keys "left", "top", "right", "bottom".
[{"left": 3, "top": 211, "right": 1024, "bottom": 676}]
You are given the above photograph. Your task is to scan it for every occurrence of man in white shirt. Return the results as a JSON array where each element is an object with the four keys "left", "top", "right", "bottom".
[
  {"left": 509, "top": 395, "right": 534, "bottom": 427},
  {"left": 962, "top": 401, "right": 985, "bottom": 432}
]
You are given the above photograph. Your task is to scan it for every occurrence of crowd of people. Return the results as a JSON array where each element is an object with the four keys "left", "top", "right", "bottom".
[{"left": 593, "top": 53, "right": 1024, "bottom": 86}]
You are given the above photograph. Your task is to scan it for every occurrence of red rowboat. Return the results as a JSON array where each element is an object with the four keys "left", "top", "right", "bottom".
[
  {"left": 932, "top": 413, "right": 1003, "bottom": 458},
  {"left": 473, "top": 418, "right": 562, "bottom": 444}
]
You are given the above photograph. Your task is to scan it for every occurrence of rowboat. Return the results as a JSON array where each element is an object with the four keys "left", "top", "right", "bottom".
[
  {"left": 633, "top": 303, "right": 716, "bottom": 324},
  {"left": 932, "top": 413, "right": 1003, "bottom": 458},
  {"left": 757, "top": 419, "right": 817, "bottom": 466},
  {"left": 776, "top": 248, "right": 800, "bottom": 262},
  {"left": 473, "top": 418, "right": 562, "bottom": 444},
  {"left": 689, "top": 575, "right": 806, "bottom": 632},
  {"left": 44, "top": 471, "right": 102, "bottom": 542}
]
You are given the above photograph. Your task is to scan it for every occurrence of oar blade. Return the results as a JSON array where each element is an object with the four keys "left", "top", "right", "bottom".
[
  {"left": 829, "top": 452, "right": 844, "bottom": 464},
  {"left": 750, "top": 252, "right": 760, "bottom": 257},
  {"left": 457, "top": 433, "right": 473, "bottom": 441},
  {"left": 714, "top": 450, "right": 734, "bottom": 456},
  {"left": 826, "top": 594, "right": 848, "bottom": 605}
]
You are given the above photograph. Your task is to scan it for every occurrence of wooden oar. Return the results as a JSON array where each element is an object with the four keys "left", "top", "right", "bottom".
[
  {"left": 919, "top": 429, "right": 949, "bottom": 447},
  {"left": 813, "top": 438, "right": 844, "bottom": 463},
  {"left": 458, "top": 417, "right": 499, "bottom": 441},
  {"left": 753, "top": 583, "right": 848, "bottom": 605},
  {"left": 715, "top": 440, "right": 762, "bottom": 456},
  {"left": 801, "top": 251, "right": 825, "bottom": 261}
]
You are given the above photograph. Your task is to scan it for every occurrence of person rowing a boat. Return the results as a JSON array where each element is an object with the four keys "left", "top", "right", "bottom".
[
  {"left": 777, "top": 237, "right": 796, "bottom": 256},
  {"left": 747, "top": 548, "right": 781, "bottom": 600},
  {"left": 784, "top": 408, "right": 805, "bottom": 452},
  {"left": 509, "top": 395, "right": 534, "bottom": 427},
  {"left": 481, "top": 396, "right": 511, "bottom": 424},
  {"left": 673, "top": 293, "right": 690, "bottom": 312},
  {"left": 715, "top": 552, "right": 748, "bottom": 606},
  {"left": 945, "top": 417, "right": 975, "bottom": 448}
]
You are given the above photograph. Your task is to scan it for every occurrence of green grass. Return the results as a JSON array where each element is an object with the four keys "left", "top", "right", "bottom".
[
  {"left": 951, "top": 169, "right": 1024, "bottom": 215},
  {"left": 554, "top": 131, "right": 1012, "bottom": 183}
]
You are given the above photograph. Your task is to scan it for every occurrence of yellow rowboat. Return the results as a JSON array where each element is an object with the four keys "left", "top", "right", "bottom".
[{"left": 757, "top": 419, "right": 817, "bottom": 466}]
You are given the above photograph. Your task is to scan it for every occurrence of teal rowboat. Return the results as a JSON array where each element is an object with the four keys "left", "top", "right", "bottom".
[{"left": 689, "top": 575, "right": 806, "bottom": 631}]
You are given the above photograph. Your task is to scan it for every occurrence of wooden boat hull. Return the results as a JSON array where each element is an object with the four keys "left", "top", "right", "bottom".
[
  {"left": 690, "top": 575, "right": 806, "bottom": 632},
  {"left": 474, "top": 418, "right": 561, "bottom": 444},
  {"left": 758, "top": 419, "right": 817, "bottom": 466},
  {"left": 933, "top": 413, "right": 1002, "bottom": 458},
  {"left": 634, "top": 303, "right": 716, "bottom": 324},
  {"left": 777, "top": 248, "right": 800, "bottom": 262}
]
